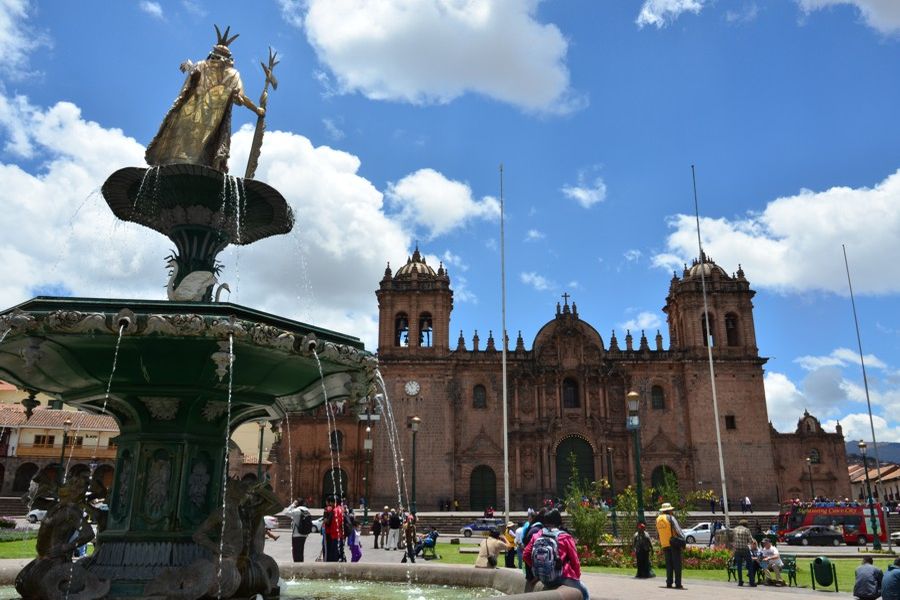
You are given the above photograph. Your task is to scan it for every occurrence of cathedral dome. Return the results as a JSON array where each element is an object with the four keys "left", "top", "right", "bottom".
[
  {"left": 685, "top": 253, "right": 729, "bottom": 280},
  {"left": 395, "top": 248, "right": 437, "bottom": 279}
]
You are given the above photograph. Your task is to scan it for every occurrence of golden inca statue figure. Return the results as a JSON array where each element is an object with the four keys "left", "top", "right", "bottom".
[{"left": 145, "top": 25, "right": 264, "bottom": 172}]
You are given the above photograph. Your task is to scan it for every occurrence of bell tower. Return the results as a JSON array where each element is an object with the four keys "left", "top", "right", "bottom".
[
  {"left": 662, "top": 254, "right": 759, "bottom": 355},
  {"left": 376, "top": 248, "right": 453, "bottom": 357}
]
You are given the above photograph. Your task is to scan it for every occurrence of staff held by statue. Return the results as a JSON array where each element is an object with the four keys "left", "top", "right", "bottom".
[{"left": 245, "top": 47, "right": 279, "bottom": 180}]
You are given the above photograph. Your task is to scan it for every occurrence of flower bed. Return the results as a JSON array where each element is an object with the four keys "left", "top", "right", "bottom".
[{"left": 580, "top": 543, "right": 732, "bottom": 570}]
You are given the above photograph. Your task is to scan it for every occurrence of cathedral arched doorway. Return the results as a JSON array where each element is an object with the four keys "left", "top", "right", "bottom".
[
  {"left": 651, "top": 465, "right": 678, "bottom": 490},
  {"left": 555, "top": 436, "right": 594, "bottom": 498},
  {"left": 469, "top": 465, "right": 496, "bottom": 511},
  {"left": 13, "top": 463, "right": 39, "bottom": 493},
  {"left": 322, "top": 468, "right": 348, "bottom": 505}
]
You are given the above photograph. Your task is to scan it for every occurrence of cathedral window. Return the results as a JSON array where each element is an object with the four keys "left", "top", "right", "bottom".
[
  {"left": 473, "top": 384, "right": 487, "bottom": 409},
  {"left": 562, "top": 378, "right": 580, "bottom": 408},
  {"left": 419, "top": 312, "right": 433, "bottom": 348},
  {"left": 394, "top": 313, "right": 409, "bottom": 347},
  {"left": 725, "top": 415, "right": 736, "bottom": 430},
  {"left": 651, "top": 385, "right": 665, "bottom": 410},
  {"left": 330, "top": 430, "right": 344, "bottom": 452},
  {"left": 809, "top": 448, "right": 821, "bottom": 464},
  {"left": 701, "top": 313, "right": 715, "bottom": 347},
  {"left": 725, "top": 313, "right": 740, "bottom": 346}
]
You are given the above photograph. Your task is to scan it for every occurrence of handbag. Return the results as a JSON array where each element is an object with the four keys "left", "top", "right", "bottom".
[
  {"left": 483, "top": 540, "right": 498, "bottom": 567},
  {"left": 668, "top": 515, "right": 686, "bottom": 549}
]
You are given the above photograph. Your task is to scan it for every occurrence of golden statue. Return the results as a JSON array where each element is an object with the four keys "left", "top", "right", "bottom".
[{"left": 145, "top": 25, "right": 264, "bottom": 172}]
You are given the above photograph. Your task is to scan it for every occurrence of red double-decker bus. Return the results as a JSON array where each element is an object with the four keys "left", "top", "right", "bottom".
[{"left": 777, "top": 503, "right": 887, "bottom": 545}]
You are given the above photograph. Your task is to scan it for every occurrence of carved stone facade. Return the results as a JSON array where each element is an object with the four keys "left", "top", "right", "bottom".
[
  {"left": 273, "top": 250, "right": 849, "bottom": 510},
  {"left": 772, "top": 412, "right": 852, "bottom": 500}
]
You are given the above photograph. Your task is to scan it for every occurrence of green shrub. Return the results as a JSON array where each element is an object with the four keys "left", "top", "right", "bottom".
[{"left": 0, "top": 517, "right": 15, "bottom": 529}]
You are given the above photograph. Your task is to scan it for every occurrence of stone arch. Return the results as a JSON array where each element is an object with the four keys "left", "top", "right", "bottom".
[
  {"left": 651, "top": 465, "right": 678, "bottom": 490},
  {"left": 469, "top": 465, "right": 496, "bottom": 511},
  {"left": 68, "top": 463, "right": 90, "bottom": 480},
  {"left": 13, "top": 462, "right": 39, "bottom": 493},
  {"left": 809, "top": 448, "right": 821, "bottom": 464},
  {"left": 701, "top": 312, "right": 716, "bottom": 347},
  {"left": 725, "top": 312, "right": 740, "bottom": 346},
  {"left": 554, "top": 435, "right": 595, "bottom": 498},
  {"left": 394, "top": 312, "right": 409, "bottom": 347},
  {"left": 418, "top": 312, "right": 433, "bottom": 347}
]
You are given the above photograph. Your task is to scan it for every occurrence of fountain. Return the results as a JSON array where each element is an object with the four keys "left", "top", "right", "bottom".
[{"left": 0, "top": 25, "right": 376, "bottom": 599}]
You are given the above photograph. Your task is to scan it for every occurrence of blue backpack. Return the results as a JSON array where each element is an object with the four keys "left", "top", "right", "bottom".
[{"left": 531, "top": 528, "right": 563, "bottom": 585}]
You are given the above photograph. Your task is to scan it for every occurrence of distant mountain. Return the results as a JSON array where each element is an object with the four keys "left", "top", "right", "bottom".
[{"left": 845, "top": 441, "right": 900, "bottom": 465}]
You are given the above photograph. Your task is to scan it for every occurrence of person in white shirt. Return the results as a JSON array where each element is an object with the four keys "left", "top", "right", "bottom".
[{"left": 759, "top": 539, "right": 785, "bottom": 586}]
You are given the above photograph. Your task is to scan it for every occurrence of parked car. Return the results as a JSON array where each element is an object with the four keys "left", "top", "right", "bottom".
[
  {"left": 26, "top": 509, "right": 46, "bottom": 524},
  {"left": 683, "top": 522, "right": 711, "bottom": 544},
  {"left": 784, "top": 525, "right": 843, "bottom": 546},
  {"left": 311, "top": 516, "right": 324, "bottom": 533},
  {"left": 891, "top": 530, "right": 900, "bottom": 543},
  {"left": 459, "top": 518, "right": 505, "bottom": 538},
  {"left": 263, "top": 515, "right": 278, "bottom": 530}
]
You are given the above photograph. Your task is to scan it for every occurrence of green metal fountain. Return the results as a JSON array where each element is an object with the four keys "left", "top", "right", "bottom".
[{"left": 0, "top": 26, "right": 375, "bottom": 599}]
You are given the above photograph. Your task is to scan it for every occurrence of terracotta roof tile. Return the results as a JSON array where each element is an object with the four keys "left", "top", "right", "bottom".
[
  {"left": 25, "top": 409, "right": 118, "bottom": 432},
  {"left": 0, "top": 405, "right": 26, "bottom": 426}
]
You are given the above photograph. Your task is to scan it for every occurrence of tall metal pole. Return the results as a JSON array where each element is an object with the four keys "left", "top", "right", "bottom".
[
  {"left": 411, "top": 427, "right": 418, "bottom": 514},
  {"left": 843, "top": 245, "right": 892, "bottom": 550},
  {"left": 364, "top": 426, "right": 372, "bottom": 526},
  {"left": 805, "top": 458, "right": 814, "bottom": 499},
  {"left": 691, "top": 165, "right": 731, "bottom": 528},
  {"left": 57, "top": 421, "right": 70, "bottom": 487},
  {"left": 633, "top": 429, "right": 645, "bottom": 524},
  {"left": 499, "top": 164, "right": 510, "bottom": 522},
  {"left": 858, "top": 442, "right": 882, "bottom": 550},
  {"left": 606, "top": 448, "right": 618, "bottom": 537},
  {"left": 257, "top": 421, "right": 266, "bottom": 482}
]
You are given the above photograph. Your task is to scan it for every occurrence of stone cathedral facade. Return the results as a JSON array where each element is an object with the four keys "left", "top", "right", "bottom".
[{"left": 272, "top": 249, "right": 850, "bottom": 510}]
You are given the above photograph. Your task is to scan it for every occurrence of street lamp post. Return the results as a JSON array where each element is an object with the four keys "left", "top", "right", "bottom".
[
  {"left": 805, "top": 457, "right": 814, "bottom": 499},
  {"left": 58, "top": 418, "right": 72, "bottom": 487},
  {"left": 257, "top": 421, "right": 266, "bottom": 482},
  {"left": 858, "top": 440, "right": 882, "bottom": 550},
  {"left": 626, "top": 391, "right": 645, "bottom": 523},
  {"left": 364, "top": 425, "right": 372, "bottom": 526},
  {"left": 606, "top": 447, "right": 618, "bottom": 538},
  {"left": 409, "top": 416, "right": 421, "bottom": 514}
]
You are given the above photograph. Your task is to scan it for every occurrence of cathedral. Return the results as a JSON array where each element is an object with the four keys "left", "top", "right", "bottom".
[{"left": 272, "top": 249, "right": 850, "bottom": 511}]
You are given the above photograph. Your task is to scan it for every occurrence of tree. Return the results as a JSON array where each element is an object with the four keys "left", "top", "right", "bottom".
[{"left": 564, "top": 452, "right": 608, "bottom": 550}]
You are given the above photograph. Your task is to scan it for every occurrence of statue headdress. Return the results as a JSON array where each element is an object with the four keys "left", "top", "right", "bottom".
[{"left": 211, "top": 24, "right": 239, "bottom": 61}]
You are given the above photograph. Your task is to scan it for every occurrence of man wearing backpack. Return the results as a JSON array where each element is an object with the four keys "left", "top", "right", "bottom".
[
  {"left": 281, "top": 500, "right": 312, "bottom": 562},
  {"left": 523, "top": 509, "right": 590, "bottom": 599}
]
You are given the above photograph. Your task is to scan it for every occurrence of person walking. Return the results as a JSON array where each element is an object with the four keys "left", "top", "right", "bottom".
[
  {"left": 523, "top": 509, "right": 590, "bottom": 599},
  {"left": 371, "top": 510, "right": 382, "bottom": 549},
  {"left": 348, "top": 517, "right": 363, "bottom": 563},
  {"left": 853, "top": 557, "right": 883, "bottom": 600},
  {"left": 281, "top": 500, "right": 312, "bottom": 562},
  {"left": 386, "top": 508, "right": 402, "bottom": 550},
  {"left": 633, "top": 522, "right": 654, "bottom": 579},
  {"left": 656, "top": 502, "right": 685, "bottom": 590},
  {"left": 401, "top": 513, "right": 417, "bottom": 563},
  {"left": 731, "top": 519, "right": 753, "bottom": 586}
]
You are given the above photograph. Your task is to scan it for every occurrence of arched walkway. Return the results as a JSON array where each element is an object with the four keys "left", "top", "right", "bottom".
[
  {"left": 469, "top": 465, "right": 496, "bottom": 511},
  {"left": 555, "top": 436, "right": 595, "bottom": 498},
  {"left": 322, "top": 468, "right": 348, "bottom": 505},
  {"left": 13, "top": 463, "right": 39, "bottom": 492}
]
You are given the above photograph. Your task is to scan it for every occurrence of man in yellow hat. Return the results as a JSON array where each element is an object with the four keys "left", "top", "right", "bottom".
[{"left": 655, "top": 502, "right": 686, "bottom": 589}]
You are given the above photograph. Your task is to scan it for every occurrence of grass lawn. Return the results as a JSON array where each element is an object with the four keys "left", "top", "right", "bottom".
[
  {"left": 432, "top": 542, "right": 479, "bottom": 565},
  {"left": 582, "top": 558, "right": 891, "bottom": 591},
  {"left": 0, "top": 537, "right": 36, "bottom": 559}
]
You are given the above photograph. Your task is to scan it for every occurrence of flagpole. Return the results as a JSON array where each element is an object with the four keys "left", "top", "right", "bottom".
[
  {"left": 691, "top": 165, "right": 731, "bottom": 528},
  {"left": 500, "top": 164, "right": 511, "bottom": 523},
  {"left": 843, "top": 244, "right": 892, "bottom": 550}
]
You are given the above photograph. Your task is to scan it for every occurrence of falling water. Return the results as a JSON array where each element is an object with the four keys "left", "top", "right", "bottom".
[
  {"left": 131, "top": 166, "right": 160, "bottom": 215},
  {"left": 284, "top": 411, "right": 294, "bottom": 500},
  {"left": 48, "top": 188, "right": 101, "bottom": 278},
  {"left": 372, "top": 371, "right": 406, "bottom": 510},
  {"left": 290, "top": 233, "right": 316, "bottom": 323},
  {"left": 64, "top": 323, "right": 126, "bottom": 600},
  {"left": 311, "top": 350, "right": 341, "bottom": 503},
  {"left": 217, "top": 333, "right": 235, "bottom": 600},
  {"left": 232, "top": 177, "right": 246, "bottom": 303}
]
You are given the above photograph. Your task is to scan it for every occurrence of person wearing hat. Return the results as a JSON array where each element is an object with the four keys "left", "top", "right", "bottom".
[
  {"left": 655, "top": 502, "right": 686, "bottom": 589},
  {"left": 475, "top": 528, "right": 511, "bottom": 568},
  {"left": 731, "top": 518, "right": 754, "bottom": 586},
  {"left": 503, "top": 521, "right": 517, "bottom": 568},
  {"left": 633, "top": 521, "right": 654, "bottom": 579}
]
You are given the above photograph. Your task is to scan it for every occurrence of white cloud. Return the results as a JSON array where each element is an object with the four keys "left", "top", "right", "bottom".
[
  {"left": 652, "top": 169, "right": 900, "bottom": 295},
  {"left": 521, "top": 271, "right": 555, "bottom": 292},
  {"left": 561, "top": 169, "right": 607, "bottom": 208},
  {"left": 637, "top": 0, "right": 706, "bottom": 28},
  {"left": 823, "top": 413, "right": 900, "bottom": 443},
  {"left": 181, "top": 0, "right": 207, "bottom": 17},
  {"left": 624, "top": 249, "right": 642, "bottom": 262},
  {"left": 726, "top": 3, "right": 760, "bottom": 23},
  {"left": 452, "top": 275, "right": 477, "bottom": 303},
  {"left": 322, "top": 117, "right": 345, "bottom": 141},
  {"left": 618, "top": 311, "right": 662, "bottom": 332},
  {"left": 0, "top": 93, "right": 417, "bottom": 350},
  {"left": 386, "top": 168, "right": 499, "bottom": 239},
  {"left": 441, "top": 249, "right": 468, "bottom": 272},
  {"left": 0, "top": 0, "right": 49, "bottom": 79},
  {"left": 288, "top": 0, "right": 583, "bottom": 114},
  {"left": 525, "top": 229, "right": 545, "bottom": 242},
  {"left": 795, "top": 347, "right": 887, "bottom": 371},
  {"left": 139, "top": 1, "right": 164, "bottom": 19},
  {"left": 796, "top": 0, "right": 900, "bottom": 34}
]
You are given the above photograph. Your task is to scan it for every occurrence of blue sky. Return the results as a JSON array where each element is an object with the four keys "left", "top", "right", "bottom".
[{"left": 1, "top": 0, "right": 900, "bottom": 443}]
